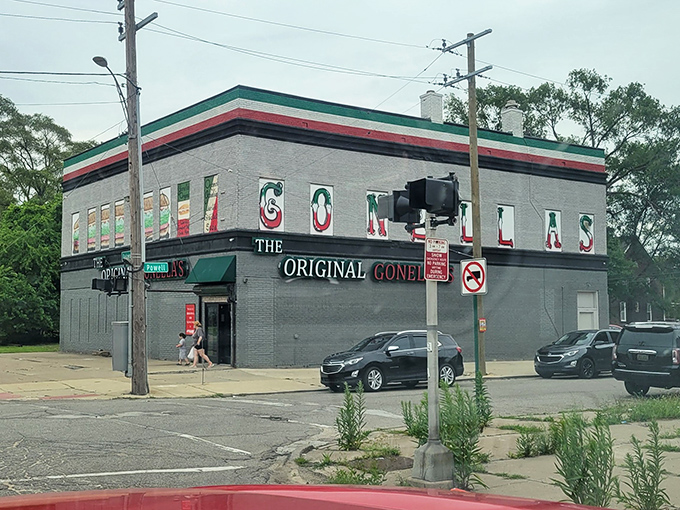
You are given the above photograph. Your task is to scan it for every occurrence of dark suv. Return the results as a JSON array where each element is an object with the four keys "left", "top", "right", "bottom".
[
  {"left": 612, "top": 322, "right": 680, "bottom": 396},
  {"left": 320, "top": 330, "right": 464, "bottom": 392},
  {"left": 534, "top": 329, "right": 621, "bottom": 379}
]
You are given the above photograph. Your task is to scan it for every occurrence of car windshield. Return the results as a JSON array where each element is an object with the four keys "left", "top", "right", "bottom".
[
  {"left": 349, "top": 335, "right": 393, "bottom": 352},
  {"left": 553, "top": 331, "right": 594, "bottom": 346}
]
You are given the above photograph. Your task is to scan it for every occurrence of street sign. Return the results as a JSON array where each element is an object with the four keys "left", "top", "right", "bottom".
[
  {"left": 122, "top": 250, "right": 131, "bottom": 263},
  {"left": 461, "top": 258, "right": 487, "bottom": 295},
  {"left": 424, "top": 237, "right": 449, "bottom": 281},
  {"left": 144, "top": 261, "right": 169, "bottom": 273}
]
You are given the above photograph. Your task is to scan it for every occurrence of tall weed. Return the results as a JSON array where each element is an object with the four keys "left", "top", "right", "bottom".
[
  {"left": 617, "top": 420, "right": 670, "bottom": 510},
  {"left": 552, "top": 413, "right": 617, "bottom": 508},
  {"left": 474, "top": 371, "right": 493, "bottom": 429},
  {"left": 336, "top": 382, "right": 368, "bottom": 450}
]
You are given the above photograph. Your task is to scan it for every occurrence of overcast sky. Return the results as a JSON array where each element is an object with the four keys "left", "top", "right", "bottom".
[{"left": 2, "top": 0, "right": 678, "bottom": 144}]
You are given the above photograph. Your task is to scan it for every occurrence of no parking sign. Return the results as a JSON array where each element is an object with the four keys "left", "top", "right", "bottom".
[{"left": 460, "top": 258, "right": 487, "bottom": 295}]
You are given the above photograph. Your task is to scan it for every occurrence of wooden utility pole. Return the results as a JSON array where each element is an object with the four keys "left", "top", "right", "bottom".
[
  {"left": 440, "top": 30, "right": 492, "bottom": 375},
  {"left": 123, "top": 0, "right": 158, "bottom": 395},
  {"left": 466, "top": 33, "right": 486, "bottom": 376}
]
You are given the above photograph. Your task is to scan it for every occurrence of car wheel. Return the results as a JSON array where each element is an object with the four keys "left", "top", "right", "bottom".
[
  {"left": 401, "top": 381, "right": 418, "bottom": 389},
  {"left": 439, "top": 363, "right": 456, "bottom": 386},
  {"left": 624, "top": 381, "right": 650, "bottom": 397},
  {"left": 537, "top": 371, "right": 553, "bottom": 379},
  {"left": 362, "top": 366, "right": 384, "bottom": 392},
  {"left": 578, "top": 357, "right": 596, "bottom": 379},
  {"left": 329, "top": 384, "right": 344, "bottom": 393}
]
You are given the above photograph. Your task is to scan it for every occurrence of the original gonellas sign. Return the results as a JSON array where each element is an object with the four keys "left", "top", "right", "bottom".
[{"left": 461, "top": 258, "right": 487, "bottom": 295}]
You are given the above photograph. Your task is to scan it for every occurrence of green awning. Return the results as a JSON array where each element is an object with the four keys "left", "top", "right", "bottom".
[{"left": 185, "top": 255, "right": 236, "bottom": 284}]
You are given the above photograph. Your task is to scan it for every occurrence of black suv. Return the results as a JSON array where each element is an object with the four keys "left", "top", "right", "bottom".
[
  {"left": 612, "top": 321, "right": 680, "bottom": 396},
  {"left": 320, "top": 330, "right": 464, "bottom": 392},
  {"left": 534, "top": 328, "right": 621, "bottom": 379}
]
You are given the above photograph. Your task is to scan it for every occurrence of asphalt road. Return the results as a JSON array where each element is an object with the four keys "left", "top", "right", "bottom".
[{"left": 0, "top": 375, "right": 655, "bottom": 496}]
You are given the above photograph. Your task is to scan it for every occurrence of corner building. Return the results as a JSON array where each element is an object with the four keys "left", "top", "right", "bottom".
[{"left": 60, "top": 86, "right": 607, "bottom": 367}]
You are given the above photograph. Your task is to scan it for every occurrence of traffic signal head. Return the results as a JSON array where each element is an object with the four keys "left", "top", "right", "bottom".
[
  {"left": 92, "top": 278, "right": 112, "bottom": 293},
  {"left": 408, "top": 174, "right": 460, "bottom": 218},
  {"left": 112, "top": 276, "right": 128, "bottom": 293},
  {"left": 378, "top": 190, "right": 420, "bottom": 224}
]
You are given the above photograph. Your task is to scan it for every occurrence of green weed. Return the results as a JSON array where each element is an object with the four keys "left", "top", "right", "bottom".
[
  {"left": 336, "top": 382, "right": 369, "bottom": 450},
  {"left": 326, "top": 466, "right": 386, "bottom": 485}
]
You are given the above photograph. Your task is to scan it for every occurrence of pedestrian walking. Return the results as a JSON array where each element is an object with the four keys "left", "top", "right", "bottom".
[
  {"left": 191, "top": 320, "right": 214, "bottom": 368},
  {"left": 176, "top": 333, "right": 190, "bottom": 365}
]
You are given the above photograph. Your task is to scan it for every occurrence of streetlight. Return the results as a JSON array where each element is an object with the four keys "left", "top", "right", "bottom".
[
  {"left": 92, "top": 56, "right": 128, "bottom": 123},
  {"left": 93, "top": 53, "right": 148, "bottom": 395}
]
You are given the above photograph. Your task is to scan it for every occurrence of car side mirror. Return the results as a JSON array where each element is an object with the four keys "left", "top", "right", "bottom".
[{"left": 386, "top": 345, "right": 399, "bottom": 356}]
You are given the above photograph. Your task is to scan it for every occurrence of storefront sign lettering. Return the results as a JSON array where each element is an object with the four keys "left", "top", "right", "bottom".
[
  {"left": 101, "top": 265, "right": 129, "bottom": 280},
  {"left": 144, "top": 259, "right": 189, "bottom": 280},
  {"left": 279, "top": 256, "right": 366, "bottom": 280},
  {"left": 253, "top": 237, "right": 283, "bottom": 254},
  {"left": 371, "top": 261, "right": 454, "bottom": 283}
]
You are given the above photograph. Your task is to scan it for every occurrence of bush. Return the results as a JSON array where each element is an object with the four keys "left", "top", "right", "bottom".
[
  {"left": 617, "top": 420, "right": 670, "bottom": 510},
  {"left": 336, "top": 382, "right": 369, "bottom": 450},
  {"left": 552, "top": 413, "right": 617, "bottom": 508}
]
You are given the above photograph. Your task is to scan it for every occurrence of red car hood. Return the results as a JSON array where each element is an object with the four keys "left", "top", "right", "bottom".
[{"left": 0, "top": 485, "right": 611, "bottom": 510}]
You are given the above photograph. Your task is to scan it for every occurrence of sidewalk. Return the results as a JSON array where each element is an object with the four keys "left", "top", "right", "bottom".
[{"left": 0, "top": 351, "right": 535, "bottom": 400}]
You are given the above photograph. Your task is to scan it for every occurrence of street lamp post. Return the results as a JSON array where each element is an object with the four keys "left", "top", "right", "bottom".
[{"left": 93, "top": 53, "right": 148, "bottom": 395}]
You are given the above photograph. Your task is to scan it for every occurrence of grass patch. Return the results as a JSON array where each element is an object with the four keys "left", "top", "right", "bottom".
[
  {"left": 326, "top": 466, "right": 385, "bottom": 485},
  {"left": 660, "top": 428, "right": 680, "bottom": 440},
  {"left": 599, "top": 395, "right": 680, "bottom": 424},
  {"left": 490, "top": 472, "right": 529, "bottom": 480},
  {"left": 0, "top": 344, "right": 59, "bottom": 354},
  {"left": 499, "top": 415, "right": 555, "bottom": 422},
  {"left": 659, "top": 444, "right": 680, "bottom": 453},
  {"left": 294, "top": 457, "right": 310, "bottom": 466},
  {"left": 499, "top": 424, "right": 544, "bottom": 433},
  {"left": 361, "top": 443, "right": 400, "bottom": 458}
]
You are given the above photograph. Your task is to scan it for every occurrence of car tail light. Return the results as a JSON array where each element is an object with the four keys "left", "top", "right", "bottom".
[
  {"left": 673, "top": 348, "right": 680, "bottom": 365},
  {"left": 456, "top": 346, "right": 462, "bottom": 354}
]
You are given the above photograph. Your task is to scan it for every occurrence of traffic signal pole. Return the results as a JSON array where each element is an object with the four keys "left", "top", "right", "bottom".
[{"left": 411, "top": 213, "right": 454, "bottom": 487}]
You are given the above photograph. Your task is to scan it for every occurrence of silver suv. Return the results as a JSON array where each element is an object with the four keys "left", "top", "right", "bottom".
[{"left": 612, "top": 322, "right": 680, "bottom": 396}]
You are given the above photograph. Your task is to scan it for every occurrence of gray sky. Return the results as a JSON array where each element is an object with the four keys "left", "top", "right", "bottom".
[{"left": 2, "top": 0, "right": 678, "bottom": 143}]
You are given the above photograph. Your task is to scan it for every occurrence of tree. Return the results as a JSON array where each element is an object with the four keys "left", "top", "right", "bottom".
[
  {"left": 444, "top": 69, "right": 680, "bottom": 306},
  {"left": 0, "top": 196, "right": 62, "bottom": 344},
  {"left": 0, "top": 94, "right": 93, "bottom": 206}
]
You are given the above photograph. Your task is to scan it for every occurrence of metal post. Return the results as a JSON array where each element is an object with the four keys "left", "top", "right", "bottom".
[
  {"left": 411, "top": 213, "right": 454, "bottom": 487},
  {"left": 467, "top": 33, "right": 486, "bottom": 376},
  {"left": 125, "top": 0, "right": 148, "bottom": 395}
]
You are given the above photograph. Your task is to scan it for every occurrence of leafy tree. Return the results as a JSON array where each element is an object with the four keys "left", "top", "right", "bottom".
[
  {"left": 445, "top": 69, "right": 680, "bottom": 306},
  {"left": 0, "top": 94, "right": 93, "bottom": 206},
  {"left": 0, "top": 196, "right": 62, "bottom": 344}
]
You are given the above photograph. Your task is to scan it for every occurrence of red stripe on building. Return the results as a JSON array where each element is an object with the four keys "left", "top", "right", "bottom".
[{"left": 64, "top": 108, "right": 605, "bottom": 182}]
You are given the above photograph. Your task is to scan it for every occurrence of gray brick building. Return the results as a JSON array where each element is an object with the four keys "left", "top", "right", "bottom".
[{"left": 60, "top": 86, "right": 608, "bottom": 367}]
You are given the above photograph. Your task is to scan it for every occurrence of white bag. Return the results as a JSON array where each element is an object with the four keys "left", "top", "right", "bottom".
[{"left": 187, "top": 346, "right": 196, "bottom": 361}]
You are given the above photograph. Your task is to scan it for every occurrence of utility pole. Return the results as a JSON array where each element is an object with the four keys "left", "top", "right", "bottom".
[
  {"left": 440, "top": 29, "right": 492, "bottom": 375},
  {"left": 120, "top": 0, "right": 157, "bottom": 395}
]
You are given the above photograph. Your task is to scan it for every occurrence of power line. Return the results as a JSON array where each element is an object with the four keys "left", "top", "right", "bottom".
[
  {"left": 150, "top": 0, "right": 425, "bottom": 49},
  {"left": 0, "top": 71, "right": 111, "bottom": 76},
  {"left": 0, "top": 12, "right": 116, "bottom": 24},
  {"left": 148, "top": 23, "right": 433, "bottom": 82},
  {"left": 14, "top": 101, "right": 119, "bottom": 106},
  {"left": 0, "top": 76, "right": 116, "bottom": 87},
  {"left": 7, "top": 0, "right": 121, "bottom": 17}
]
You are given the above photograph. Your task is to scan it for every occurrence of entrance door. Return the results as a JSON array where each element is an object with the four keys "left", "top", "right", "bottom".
[{"left": 205, "top": 303, "right": 232, "bottom": 365}]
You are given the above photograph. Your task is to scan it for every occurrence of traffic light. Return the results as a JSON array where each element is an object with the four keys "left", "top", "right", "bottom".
[
  {"left": 377, "top": 189, "right": 420, "bottom": 223},
  {"left": 112, "top": 276, "right": 128, "bottom": 293},
  {"left": 408, "top": 173, "right": 460, "bottom": 217},
  {"left": 92, "top": 278, "right": 112, "bottom": 293}
]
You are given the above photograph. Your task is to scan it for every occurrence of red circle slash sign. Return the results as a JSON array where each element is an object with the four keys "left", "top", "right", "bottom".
[{"left": 462, "top": 261, "right": 485, "bottom": 294}]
